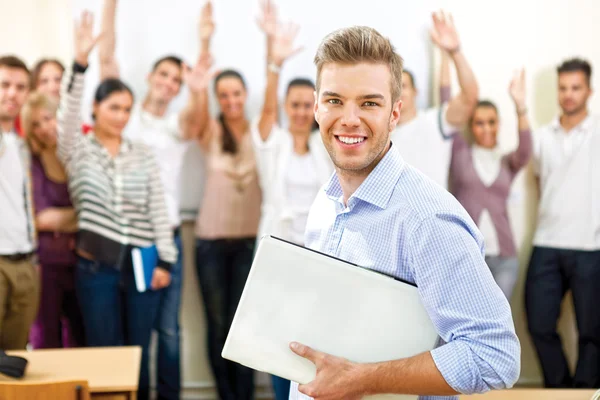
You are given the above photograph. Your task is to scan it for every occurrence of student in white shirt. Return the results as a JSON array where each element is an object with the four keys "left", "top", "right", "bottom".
[
  {"left": 98, "top": 1, "right": 213, "bottom": 399},
  {"left": 0, "top": 56, "right": 38, "bottom": 350},
  {"left": 391, "top": 11, "right": 478, "bottom": 189},
  {"left": 525, "top": 58, "right": 600, "bottom": 389},
  {"left": 253, "top": 4, "right": 333, "bottom": 397}
]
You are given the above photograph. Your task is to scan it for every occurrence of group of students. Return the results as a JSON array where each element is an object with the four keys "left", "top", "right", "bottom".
[{"left": 0, "top": 0, "right": 598, "bottom": 399}]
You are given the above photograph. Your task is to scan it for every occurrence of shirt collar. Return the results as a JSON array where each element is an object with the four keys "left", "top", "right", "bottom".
[
  {"left": 90, "top": 132, "right": 132, "bottom": 155},
  {"left": 324, "top": 143, "right": 406, "bottom": 210},
  {"left": 551, "top": 115, "right": 593, "bottom": 133}
]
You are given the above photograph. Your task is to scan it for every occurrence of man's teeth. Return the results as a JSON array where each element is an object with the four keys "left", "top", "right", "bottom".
[{"left": 338, "top": 136, "right": 365, "bottom": 144}]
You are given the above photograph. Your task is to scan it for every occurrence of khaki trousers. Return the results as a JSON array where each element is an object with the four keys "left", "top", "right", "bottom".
[{"left": 0, "top": 256, "right": 40, "bottom": 349}]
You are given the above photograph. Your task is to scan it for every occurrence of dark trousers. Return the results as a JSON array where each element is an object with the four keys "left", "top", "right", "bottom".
[
  {"left": 75, "top": 256, "right": 161, "bottom": 400},
  {"left": 196, "top": 238, "right": 255, "bottom": 400},
  {"left": 525, "top": 246, "right": 600, "bottom": 388},
  {"left": 155, "top": 234, "right": 183, "bottom": 400},
  {"left": 271, "top": 375, "right": 291, "bottom": 400},
  {"left": 29, "top": 263, "right": 85, "bottom": 349}
]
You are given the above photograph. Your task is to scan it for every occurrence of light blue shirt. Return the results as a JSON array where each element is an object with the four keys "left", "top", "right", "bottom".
[{"left": 289, "top": 144, "right": 520, "bottom": 400}]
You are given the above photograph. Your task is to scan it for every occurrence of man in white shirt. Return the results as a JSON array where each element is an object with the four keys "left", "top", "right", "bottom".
[
  {"left": 0, "top": 55, "right": 39, "bottom": 350},
  {"left": 391, "top": 12, "right": 478, "bottom": 189},
  {"left": 99, "top": 1, "right": 213, "bottom": 398},
  {"left": 525, "top": 58, "right": 600, "bottom": 389}
]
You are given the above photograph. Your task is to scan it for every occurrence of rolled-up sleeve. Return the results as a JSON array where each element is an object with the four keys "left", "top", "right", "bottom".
[{"left": 408, "top": 212, "right": 521, "bottom": 395}]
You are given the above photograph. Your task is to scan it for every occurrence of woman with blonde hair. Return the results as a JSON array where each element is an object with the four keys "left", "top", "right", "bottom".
[{"left": 20, "top": 91, "right": 84, "bottom": 349}]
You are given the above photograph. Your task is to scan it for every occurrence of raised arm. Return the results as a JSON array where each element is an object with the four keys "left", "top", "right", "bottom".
[
  {"left": 507, "top": 68, "right": 532, "bottom": 172},
  {"left": 439, "top": 51, "right": 451, "bottom": 103},
  {"left": 98, "top": 0, "right": 120, "bottom": 80},
  {"left": 192, "top": 1, "right": 216, "bottom": 142},
  {"left": 257, "top": 0, "right": 278, "bottom": 68},
  {"left": 430, "top": 11, "right": 478, "bottom": 127},
  {"left": 178, "top": 55, "right": 215, "bottom": 140},
  {"left": 257, "top": 22, "right": 302, "bottom": 141},
  {"left": 57, "top": 11, "right": 101, "bottom": 165}
]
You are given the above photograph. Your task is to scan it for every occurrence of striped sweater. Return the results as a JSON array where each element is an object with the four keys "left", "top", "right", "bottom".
[{"left": 57, "top": 62, "right": 176, "bottom": 269}]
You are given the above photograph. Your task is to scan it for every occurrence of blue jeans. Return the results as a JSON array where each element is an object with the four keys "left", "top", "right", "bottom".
[
  {"left": 271, "top": 375, "right": 291, "bottom": 400},
  {"left": 195, "top": 238, "right": 256, "bottom": 400},
  {"left": 75, "top": 256, "right": 161, "bottom": 400},
  {"left": 155, "top": 233, "right": 183, "bottom": 400}
]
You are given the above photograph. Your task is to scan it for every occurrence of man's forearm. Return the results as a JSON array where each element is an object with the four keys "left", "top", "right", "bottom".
[{"left": 360, "top": 351, "right": 458, "bottom": 397}]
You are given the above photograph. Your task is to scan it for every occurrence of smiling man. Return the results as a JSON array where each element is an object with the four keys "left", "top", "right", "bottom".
[{"left": 288, "top": 26, "right": 521, "bottom": 400}]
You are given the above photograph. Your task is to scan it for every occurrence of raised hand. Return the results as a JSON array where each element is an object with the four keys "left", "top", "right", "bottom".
[
  {"left": 257, "top": 0, "right": 278, "bottom": 37},
  {"left": 509, "top": 68, "right": 527, "bottom": 111},
  {"left": 271, "top": 22, "right": 302, "bottom": 67},
  {"left": 74, "top": 10, "right": 103, "bottom": 66},
  {"left": 199, "top": 1, "right": 215, "bottom": 41},
  {"left": 430, "top": 10, "right": 460, "bottom": 54},
  {"left": 183, "top": 54, "right": 217, "bottom": 94}
]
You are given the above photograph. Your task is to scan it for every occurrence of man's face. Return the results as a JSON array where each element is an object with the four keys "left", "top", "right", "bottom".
[
  {"left": 558, "top": 71, "right": 592, "bottom": 116},
  {"left": 0, "top": 67, "right": 30, "bottom": 122},
  {"left": 147, "top": 60, "right": 183, "bottom": 104},
  {"left": 315, "top": 62, "right": 401, "bottom": 176}
]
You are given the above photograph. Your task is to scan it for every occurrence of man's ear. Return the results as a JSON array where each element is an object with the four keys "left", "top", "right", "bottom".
[
  {"left": 389, "top": 99, "right": 402, "bottom": 132},
  {"left": 314, "top": 90, "right": 320, "bottom": 124}
]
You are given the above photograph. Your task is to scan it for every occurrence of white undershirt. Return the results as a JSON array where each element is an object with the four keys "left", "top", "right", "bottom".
[
  {"left": 284, "top": 152, "right": 321, "bottom": 245},
  {"left": 124, "top": 104, "right": 190, "bottom": 227},
  {"left": 471, "top": 145, "right": 503, "bottom": 256},
  {"left": 0, "top": 132, "right": 32, "bottom": 253}
]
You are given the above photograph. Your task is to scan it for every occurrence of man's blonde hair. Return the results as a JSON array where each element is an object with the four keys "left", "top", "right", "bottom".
[
  {"left": 314, "top": 26, "right": 404, "bottom": 102},
  {"left": 20, "top": 91, "right": 58, "bottom": 154}
]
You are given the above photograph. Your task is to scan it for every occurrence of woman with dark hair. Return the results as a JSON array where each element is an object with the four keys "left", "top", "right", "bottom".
[
  {"left": 253, "top": 11, "right": 333, "bottom": 398},
  {"left": 449, "top": 69, "right": 532, "bottom": 300},
  {"left": 56, "top": 12, "right": 176, "bottom": 400},
  {"left": 31, "top": 59, "right": 65, "bottom": 101},
  {"left": 21, "top": 92, "right": 85, "bottom": 350},
  {"left": 193, "top": 2, "right": 262, "bottom": 400}
]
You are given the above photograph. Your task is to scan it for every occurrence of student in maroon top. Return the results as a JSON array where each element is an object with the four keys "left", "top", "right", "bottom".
[
  {"left": 21, "top": 91, "right": 85, "bottom": 348},
  {"left": 448, "top": 69, "right": 532, "bottom": 300}
]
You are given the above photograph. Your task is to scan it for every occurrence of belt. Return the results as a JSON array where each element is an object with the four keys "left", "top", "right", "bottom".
[{"left": 0, "top": 252, "right": 34, "bottom": 262}]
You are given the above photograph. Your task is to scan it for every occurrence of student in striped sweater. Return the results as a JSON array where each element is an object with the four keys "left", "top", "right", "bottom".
[{"left": 56, "top": 12, "right": 176, "bottom": 400}]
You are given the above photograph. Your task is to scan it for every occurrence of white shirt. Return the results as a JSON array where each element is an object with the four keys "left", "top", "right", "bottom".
[
  {"left": 124, "top": 103, "right": 189, "bottom": 228},
  {"left": 391, "top": 104, "right": 456, "bottom": 189},
  {"left": 0, "top": 132, "right": 34, "bottom": 253},
  {"left": 472, "top": 145, "right": 504, "bottom": 256},
  {"left": 284, "top": 152, "right": 322, "bottom": 245},
  {"left": 532, "top": 115, "right": 600, "bottom": 250},
  {"left": 251, "top": 121, "right": 333, "bottom": 243}
]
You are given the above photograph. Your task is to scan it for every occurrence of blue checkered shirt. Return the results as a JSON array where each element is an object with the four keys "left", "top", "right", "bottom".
[{"left": 289, "top": 144, "right": 520, "bottom": 400}]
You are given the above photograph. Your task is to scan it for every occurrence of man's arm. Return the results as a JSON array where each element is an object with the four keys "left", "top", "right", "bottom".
[
  {"left": 292, "top": 213, "right": 520, "bottom": 399},
  {"left": 430, "top": 11, "right": 478, "bottom": 127},
  {"left": 98, "top": 0, "right": 120, "bottom": 80},
  {"left": 291, "top": 344, "right": 457, "bottom": 399}
]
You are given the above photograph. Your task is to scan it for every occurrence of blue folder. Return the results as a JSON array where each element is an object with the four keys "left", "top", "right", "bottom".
[{"left": 131, "top": 245, "right": 158, "bottom": 292}]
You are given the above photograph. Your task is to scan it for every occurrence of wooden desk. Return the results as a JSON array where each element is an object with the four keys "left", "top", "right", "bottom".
[
  {"left": 2, "top": 347, "right": 141, "bottom": 400},
  {"left": 461, "top": 389, "right": 599, "bottom": 399}
]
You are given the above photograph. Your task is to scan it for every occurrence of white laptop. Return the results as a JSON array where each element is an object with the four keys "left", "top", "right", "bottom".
[{"left": 222, "top": 235, "right": 439, "bottom": 400}]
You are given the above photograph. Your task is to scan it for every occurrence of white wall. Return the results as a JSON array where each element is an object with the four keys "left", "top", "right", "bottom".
[{"left": 2, "top": 0, "right": 600, "bottom": 397}]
